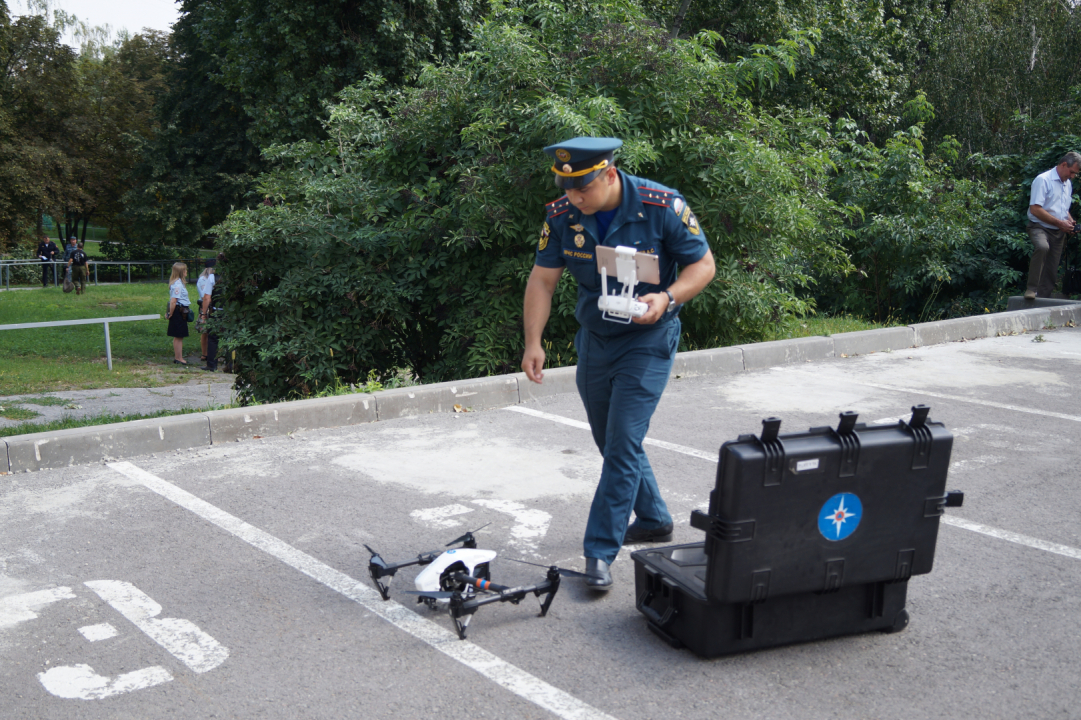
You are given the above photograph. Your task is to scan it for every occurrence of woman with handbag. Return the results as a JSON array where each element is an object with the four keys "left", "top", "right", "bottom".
[{"left": 167, "top": 262, "right": 193, "bottom": 365}]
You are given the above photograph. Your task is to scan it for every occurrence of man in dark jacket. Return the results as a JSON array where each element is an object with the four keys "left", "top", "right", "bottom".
[
  {"left": 522, "top": 137, "right": 716, "bottom": 589},
  {"left": 67, "top": 242, "right": 91, "bottom": 295},
  {"left": 37, "top": 237, "right": 59, "bottom": 287}
]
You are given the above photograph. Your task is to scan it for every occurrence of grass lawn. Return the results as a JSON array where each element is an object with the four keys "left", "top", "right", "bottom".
[
  {"left": 0, "top": 284, "right": 207, "bottom": 396},
  {"left": 763, "top": 314, "right": 889, "bottom": 342}
]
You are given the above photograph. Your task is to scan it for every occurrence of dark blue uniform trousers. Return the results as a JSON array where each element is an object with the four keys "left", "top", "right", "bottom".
[{"left": 576, "top": 320, "right": 678, "bottom": 564}]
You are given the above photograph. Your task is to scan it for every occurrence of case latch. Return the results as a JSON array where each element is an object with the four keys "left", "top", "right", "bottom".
[
  {"left": 758, "top": 417, "right": 785, "bottom": 487},
  {"left": 833, "top": 410, "right": 861, "bottom": 478},
  {"left": 906, "top": 404, "right": 933, "bottom": 470}
]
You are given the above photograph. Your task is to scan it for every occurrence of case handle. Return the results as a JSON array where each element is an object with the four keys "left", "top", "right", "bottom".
[{"left": 636, "top": 574, "right": 678, "bottom": 630}]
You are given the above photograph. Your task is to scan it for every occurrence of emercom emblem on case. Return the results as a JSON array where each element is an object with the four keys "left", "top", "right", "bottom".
[{"left": 818, "top": 493, "right": 862, "bottom": 541}]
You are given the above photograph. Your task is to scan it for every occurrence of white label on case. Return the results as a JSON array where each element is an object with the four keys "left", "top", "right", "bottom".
[{"left": 796, "top": 458, "right": 820, "bottom": 472}]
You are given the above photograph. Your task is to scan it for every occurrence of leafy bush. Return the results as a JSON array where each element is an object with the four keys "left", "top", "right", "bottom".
[
  {"left": 815, "top": 96, "right": 1023, "bottom": 321},
  {"left": 214, "top": 0, "right": 855, "bottom": 404}
]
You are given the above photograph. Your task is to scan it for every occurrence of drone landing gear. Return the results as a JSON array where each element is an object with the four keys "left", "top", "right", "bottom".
[{"left": 446, "top": 568, "right": 563, "bottom": 639}]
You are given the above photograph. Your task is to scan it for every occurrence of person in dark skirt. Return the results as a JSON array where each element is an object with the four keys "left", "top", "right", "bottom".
[{"left": 167, "top": 262, "right": 192, "bottom": 365}]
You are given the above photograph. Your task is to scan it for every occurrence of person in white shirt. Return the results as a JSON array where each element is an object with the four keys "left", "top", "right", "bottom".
[
  {"left": 1025, "top": 152, "right": 1080, "bottom": 299},
  {"left": 195, "top": 259, "right": 216, "bottom": 362},
  {"left": 167, "top": 262, "right": 192, "bottom": 365}
]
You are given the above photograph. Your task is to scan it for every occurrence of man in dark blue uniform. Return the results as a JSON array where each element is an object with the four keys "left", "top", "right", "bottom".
[{"left": 521, "top": 137, "right": 716, "bottom": 589}]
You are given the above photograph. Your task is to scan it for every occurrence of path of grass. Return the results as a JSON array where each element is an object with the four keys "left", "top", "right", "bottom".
[
  {"left": 0, "top": 406, "right": 227, "bottom": 438},
  {"left": 0, "top": 284, "right": 206, "bottom": 396},
  {"left": 763, "top": 314, "right": 889, "bottom": 342}
]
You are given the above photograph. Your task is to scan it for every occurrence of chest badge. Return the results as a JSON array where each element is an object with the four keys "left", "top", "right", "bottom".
[
  {"left": 570, "top": 224, "right": 584, "bottom": 232},
  {"left": 574, "top": 233, "right": 585, "bottom": 248}
]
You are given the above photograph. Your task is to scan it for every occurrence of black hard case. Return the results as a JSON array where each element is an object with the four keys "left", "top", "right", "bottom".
[
  {"left": 631, "top": 406, "right": 956, "bottom": 657},
  {"left": 633, "top": 544, "right": 910, "bottom": 657}
]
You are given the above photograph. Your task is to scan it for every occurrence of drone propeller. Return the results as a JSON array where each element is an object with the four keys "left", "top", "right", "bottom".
[
  {"left": 508, "top": 558, "right": 594, "bottom": 579},
  {"left": 445, "top": 522, "right": 492, "bottom": 549}
]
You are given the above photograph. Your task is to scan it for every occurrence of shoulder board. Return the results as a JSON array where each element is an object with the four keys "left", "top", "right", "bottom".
[
  {"left": 546, "top": 196, "right": 572, "bottom": 218},
  {"left": 639, "top": 187, "right": 675, "bottom": 209}
]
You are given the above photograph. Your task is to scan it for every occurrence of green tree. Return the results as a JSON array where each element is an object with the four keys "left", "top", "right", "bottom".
[
  {"left": 918, "top": 0, "right": 1081, "bottom": 157},
  {"left": 642, "top": 0, "right": 945, "bottom": 131},
  {"left": 214, "top": 1, "right": 852, "bottom": 404},
  {"left": 122, "top": 0, "right": 489, "bottom": 254},
  {"left": 0, "top": 2, "right": 171, "bottom": 253},
  {"left": 0, "top": 4, "right": 84, "bottom": 251},
  {"left": 196, "top": 0, "right": 488, "bottom": 148}
]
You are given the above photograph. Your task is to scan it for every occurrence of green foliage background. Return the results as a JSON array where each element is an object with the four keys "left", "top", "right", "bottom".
[
  {"left": 7, "top": 0, "right": 1081, "bottom": 404},
  {"left": 215, "top": 2, "right": 860, "bottom": 402}
]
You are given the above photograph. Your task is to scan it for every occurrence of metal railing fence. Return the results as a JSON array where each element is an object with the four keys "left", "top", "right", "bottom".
[
  {"left": 0, "top": 259, "right": 210, "bottom": 290},
  {"left": 0, "top": 314, "right": 160, "bottom": 370}
]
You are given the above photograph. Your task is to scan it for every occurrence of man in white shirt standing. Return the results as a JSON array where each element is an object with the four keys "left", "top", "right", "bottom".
[
  {"left": 1025, "top": 152, "right": 1080, "bottom": 299},
  {"left": 196, "top": 259, "right": 216, "bottom": 363}
]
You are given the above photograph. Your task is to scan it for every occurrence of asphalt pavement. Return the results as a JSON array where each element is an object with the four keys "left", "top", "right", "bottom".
[{"left": 2, "top": 327, "right": 1080, "bottom": 719}]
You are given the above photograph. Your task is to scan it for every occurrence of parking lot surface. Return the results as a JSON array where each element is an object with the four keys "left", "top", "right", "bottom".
[{"left": 2, "top": 327, "right": 1080, "bottom": 719}]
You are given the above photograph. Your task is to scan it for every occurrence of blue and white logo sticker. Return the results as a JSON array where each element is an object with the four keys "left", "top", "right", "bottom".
[{"left": 818, "top": 493, "right": 862, "bottom": 541}]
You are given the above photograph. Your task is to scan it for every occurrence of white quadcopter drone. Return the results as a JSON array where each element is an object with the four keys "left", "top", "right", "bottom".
[{"left": 364, "top": 525, "right": 590, "bottom": 639}]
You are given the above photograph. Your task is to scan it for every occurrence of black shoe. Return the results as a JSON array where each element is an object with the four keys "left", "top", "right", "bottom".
[
  {"left": 584, "top": 558, "right": 612, "bottom": 590},
  {"left": 200, "top": 366, "right": 216, "bottom": 372},
  {"left": 623, "top": 521, "right": 674, "bottom": 545}
]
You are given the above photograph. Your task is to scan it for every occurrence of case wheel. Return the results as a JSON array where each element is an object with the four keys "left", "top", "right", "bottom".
[{"left": 882, "top": 608, "right": 909, "bottom": 634}]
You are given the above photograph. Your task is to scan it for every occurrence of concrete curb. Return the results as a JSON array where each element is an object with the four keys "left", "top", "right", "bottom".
[
  {"left": 5, "top": 413, "right": 212, "bottom": 473},
  {"left": 375, "top": 376, "right": 520, "bottom": 420},
  {"left": 208, "top": 394, "right": 378, "bottom": 443},
  {"left": 833, "top": 327, "right": 915, "bottom": 356},
  {"left": 738, "top": 336, "right": 834, "bottom": 370},
  {"left": 4, "top": 301, "right": 1080, "bottom": 474},
  {"left": 671, "top": 347, "right": 745, "bottom": 378}
]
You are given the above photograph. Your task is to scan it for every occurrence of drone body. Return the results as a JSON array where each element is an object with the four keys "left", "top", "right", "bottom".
[
  {"left": 414, "top": 548, "right": 496, "bottom": 606},
  {"left": 363, "top": 528, "right": 588, "bottom": 639}
]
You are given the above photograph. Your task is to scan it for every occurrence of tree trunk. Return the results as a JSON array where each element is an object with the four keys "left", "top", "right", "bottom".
[{"left": 669, "top": 0, "right": 694, "bottom": 38}]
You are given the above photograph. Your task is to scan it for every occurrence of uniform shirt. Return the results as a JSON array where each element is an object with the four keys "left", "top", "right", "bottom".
[
  {"left": 197, "top": 274, "right": 215, "bottom": 303},
  {"left": 170, "top": 279, "right": 191, "bottom": 307},
  {"left": 535, "top": 170, "right": 709, "bottom": 336},
  {"left": 64, "top": 244, "right": 79, "bottom": 262},
  {"left": 38, "top": 241, "right": 58, "bottom": 261},
  {"left": 1028, "top": 166, "right": 1074, "bottom": 228}
]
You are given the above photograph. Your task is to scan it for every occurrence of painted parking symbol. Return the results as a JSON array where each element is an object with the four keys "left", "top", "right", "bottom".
[
  {"left": 1, "top": 581, "right": 228, "bottom": 700},
  {"left": 411, "top": 500, "right": 552, "bottom": 555}
]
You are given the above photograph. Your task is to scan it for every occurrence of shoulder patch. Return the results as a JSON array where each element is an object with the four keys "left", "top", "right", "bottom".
[
  {"left": 681, "top": 206, "right": 701, "bottom": 236},
  {"left": 538, "top": 222, "right": 550, "bottom": 251},
  {"left": 546, "top": 196, "right": 572, "bottom": 219}
]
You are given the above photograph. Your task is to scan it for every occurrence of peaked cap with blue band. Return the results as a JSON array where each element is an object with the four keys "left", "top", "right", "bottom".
[{"left": 543, "top": 137, "right": 623, "bottom": 189}]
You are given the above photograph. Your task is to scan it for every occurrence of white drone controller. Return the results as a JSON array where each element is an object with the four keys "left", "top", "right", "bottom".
[{"left": 596, "top": 245, "right": 660, "bottom": 324}]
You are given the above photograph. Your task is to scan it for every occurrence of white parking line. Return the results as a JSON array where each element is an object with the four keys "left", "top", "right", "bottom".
[
  {"left": 107, "top": 461, "right": 617, "bottom": 720},
  {"left": 941, "top": 517, "right": 1081, "bottom": 561},
  {"left": 853, "top": 382, "right": 1081, "bottom": 423},
  {"left": 510, "top": 407, "right": 1081, "bottom": 563},
  {"left": 505, "top": 406, "right": 716, "bottom": 461}
]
